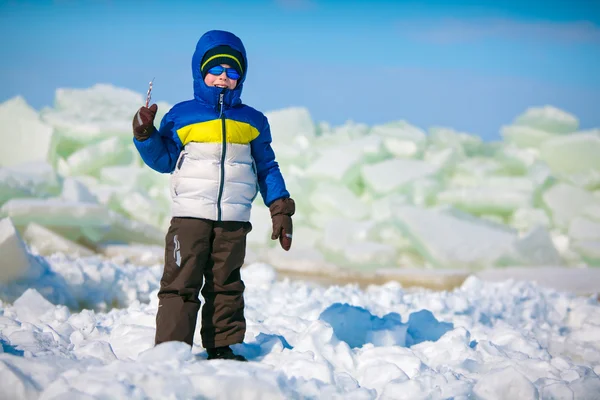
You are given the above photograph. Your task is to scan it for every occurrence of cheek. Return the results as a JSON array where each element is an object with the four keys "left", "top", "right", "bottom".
[
  {"left": 229, "top": 80, "right": 238, "bottom": 89},
  {"left": 204, "top": 75, "right": 215, "bottom": 86}
]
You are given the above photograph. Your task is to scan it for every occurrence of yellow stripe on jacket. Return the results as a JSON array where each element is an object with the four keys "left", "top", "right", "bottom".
[{"left": 176, "top": 119, "right": 260, "bottom": 145}]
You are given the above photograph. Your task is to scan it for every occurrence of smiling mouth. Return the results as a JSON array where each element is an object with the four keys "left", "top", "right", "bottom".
[{"left": 215, "top": 84, "right": 227, "bottom": 88}]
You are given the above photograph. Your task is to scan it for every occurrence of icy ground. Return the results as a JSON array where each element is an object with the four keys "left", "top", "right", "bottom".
[{"left": 1, "top": 253, "right": 600, "bottom": 399}]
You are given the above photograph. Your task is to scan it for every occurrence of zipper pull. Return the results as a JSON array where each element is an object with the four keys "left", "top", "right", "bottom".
[{"left": 219, "top": 92, "right": 224, "bottom": 117}]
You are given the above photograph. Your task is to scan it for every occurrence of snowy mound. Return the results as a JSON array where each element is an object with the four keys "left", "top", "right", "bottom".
[{"left": 0, "top": 262, "right": 599, "bottom": 398}]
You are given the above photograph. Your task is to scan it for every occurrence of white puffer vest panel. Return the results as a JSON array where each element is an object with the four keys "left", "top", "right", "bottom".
[{"left": 170, "top": 141, "right": 259, "bottom": 222}]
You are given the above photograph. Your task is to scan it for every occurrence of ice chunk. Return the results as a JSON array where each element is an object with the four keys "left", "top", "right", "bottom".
[
  {"left": 583, "top": 204, "right": 600, "bottom": 222},
  {"left": 270, "top": 140, "right": 312, "bottom": 169},
  {"left": 371, "top": 120, "right": 427, "bottom": 142},
  {"left": 567, "top": 217, "right": 600, "bottom": 266},
  {"left": 265, "top": 107, "right": 316, "bottom": 140},
  {"left": 569, "top": 241, "right": 600, "bottom": 266},
  {"left": 107, "top": 190, "right": 165, "bottom": 227},
  {"left": 111, "top": 210, "right": 165, "bottom": 244},
  {"left": 247, "top": 205, "right": 272, "bottom": 248},
  {"left": 370, "top": 120, "right": 427, "bottom": 158},
  {"left": 320, "top": 218, "right": 375, "bottom": 255},
  {"left": 349, "top": 135, "right": 388, "bottom": 163},
  {"left": 305, "top": 136, "right": 385, "bottom": 184},
  {"left": 437, "top": 177, "right": 535, "bottom": 216},
  {"left": 99, "top": 165, "right": 169, "bottom": 191},
  {"left": 540, "top": 132, "right": 600, "bottom": 181},
  {"left": 0, "top": 217, "right": 41, "bottom": 283},
  {"left": 568, "top": 217, "right": 600, "bottom": 242},
  {"left": 382, "top": 138, "right": 419, "bottom": 158},
  {"left": 495, "top": 145, "right": 539, "bottom": 175},
  {"left": 313, "top": 120, "right": 370, "bottom": 143},
  {"left": 361, "top": 159, "right": 439, "bottom": 196},
  {"left": 23, "top": 222, "right": 95, "bottom": 257},
  {"left": 510, "top": 207, "right": 551, "bottom": 232},
  {"left": 462, "top": 176, "right": 537, "bottom": 191},
  {"left": 12, "top": 288, "right": 56, "bottom": 323},
  {"left": 499, "top": 226, "right": 564, "bottom": 266},
  {"left": 60, "top": 177, "right": 98, "bottom": 203},
  {"left": 318, "top": 218, "right": 398, "bottom": 268},
  {"left": 61, "top": 136, "right": 135, "bottom": 177},
  {"left": 513, "top": 105, "right": 579, "bottom": 134},
  {"left": 437, "top": 188, "right": 531, "bottom": 216},
  {"left": 453, "top": 157, "right": 504, "bottom": 179},
  {"left": 291, "top": 225, "right": 322, "bottom": 248},
  {"left": 370, "top": 194, "right": 410, "bottom": 222},
  {"left": 428, "top": 126, "right": 483, "bottom": 156},
  {"left": 343, "top": 241, "right": 398, "bottom": 268},
  {"left": 1, "top": 198, "right": 112, "bottom": 229},
  {"left": 542, "top": 183, "right": 597, "bottom": 229},
  {"left": 407, "top": 178, "right": 441, "bottom": 206},
  {"left": 305, "top": 145, "right": 363, "bottom": 183},
  {"left": 392, "top": 206, "right": 517, "bottom": 270},
  {"left": 500, "top": 125, "right": 555, "bottom": 148},
  {"left": 0, "top": 96, "right": 57, "bottom": 167},
  {"left": 98, "top": 243, "right": 164, "bottom": 266},
  {"left": 247, "top": 203, "right": 273, "bottom": 247},
  {"left": 40, "top": 84, "right": 171, "bottom": 156},
  {"left": 309, "top": 183, "right": 370, "bottom": 223},
  {"left": 0, "top": 162, "right": 62, "bottom": 206},
  {"left": 423, "top": 147, "right": 464, "bottom": 171},
  {"left": 333, "top": 120, "right": 370, "bottom": 138}
]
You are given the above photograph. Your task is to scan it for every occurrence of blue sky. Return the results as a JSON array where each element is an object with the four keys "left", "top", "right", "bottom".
[{"left": 1, "top": 0, "right": 599, "bottom": 140}]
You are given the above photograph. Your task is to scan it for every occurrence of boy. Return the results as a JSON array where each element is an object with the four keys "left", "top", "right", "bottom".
[{"left": 131, "top": 30, "right": 295, "bottom": 361}]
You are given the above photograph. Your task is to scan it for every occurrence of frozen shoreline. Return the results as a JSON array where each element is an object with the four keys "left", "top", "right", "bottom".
[{"left": 274, "top": 264, "right": 600, "bottom": 296}]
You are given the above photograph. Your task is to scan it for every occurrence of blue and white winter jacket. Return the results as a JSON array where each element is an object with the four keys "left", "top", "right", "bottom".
[{"left": 134, "top": 30, "right": 289, "bottom": 222}]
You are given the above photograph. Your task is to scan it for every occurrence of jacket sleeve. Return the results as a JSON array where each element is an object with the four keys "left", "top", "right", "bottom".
[
  {"left": 133, "top": 112, "right": 182, "bottom": 174},
  {"left": 250, "top": 115, "right": 290, "bottom": 206}
]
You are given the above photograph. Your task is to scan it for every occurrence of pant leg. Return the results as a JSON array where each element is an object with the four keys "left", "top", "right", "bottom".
[
  {"left": 200, "top": 221, "right": 252, "bottom": 348},
  {"left": 155, "top": 217, "right": 213, "bottom": 346}
]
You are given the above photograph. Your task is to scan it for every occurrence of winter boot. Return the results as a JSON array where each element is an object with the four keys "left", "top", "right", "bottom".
[{"left": 206, "top": 346, "right": 247, "bottom": 361}]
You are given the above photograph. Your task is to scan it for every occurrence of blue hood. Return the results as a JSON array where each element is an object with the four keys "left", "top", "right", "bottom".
[{"left": 191, "top": 30, "right": 248, "bottom": 109}]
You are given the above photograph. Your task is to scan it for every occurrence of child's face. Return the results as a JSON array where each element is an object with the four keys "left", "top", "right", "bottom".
[{"left": 204, "top": 63, "right": 238, "bottom": 90}]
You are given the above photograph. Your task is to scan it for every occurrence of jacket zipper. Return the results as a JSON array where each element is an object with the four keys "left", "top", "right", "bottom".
[{"left": 216, "top": 92, "right": 226, "bottom": 221}]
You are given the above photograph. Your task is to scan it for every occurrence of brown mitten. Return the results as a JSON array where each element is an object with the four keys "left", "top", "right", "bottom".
[
  {"left": 269, "top": 197, "right": 295, "bottom": 251},
  {"left": 132, "top": 104, "right": 158, "bottom": 141}
]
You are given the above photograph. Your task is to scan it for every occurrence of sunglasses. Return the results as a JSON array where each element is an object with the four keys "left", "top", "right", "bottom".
[{"left": 207, "top": 65, "right": 241, "bottom": 80}]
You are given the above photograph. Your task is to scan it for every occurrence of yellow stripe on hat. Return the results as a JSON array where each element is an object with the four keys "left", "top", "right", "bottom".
[{"left": 201, "top": 54, "right": 243, "bottom": 74}]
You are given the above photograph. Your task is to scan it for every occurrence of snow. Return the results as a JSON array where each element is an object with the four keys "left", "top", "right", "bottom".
[{"left": 1, "top": 259, "right": 600, "bottom": 399}]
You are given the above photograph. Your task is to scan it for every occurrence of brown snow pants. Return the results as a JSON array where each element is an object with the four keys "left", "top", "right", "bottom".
[{"left": 154, "top": 217, "right": 252, "bottom": 349}]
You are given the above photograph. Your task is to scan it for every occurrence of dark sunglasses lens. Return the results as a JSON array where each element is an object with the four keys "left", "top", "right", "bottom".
[
  {"left": 226, "top": 69, "right": 241, "bottom": 80},
  {"left": 208, "top": 66, "right": 225, "bottom": 75}
]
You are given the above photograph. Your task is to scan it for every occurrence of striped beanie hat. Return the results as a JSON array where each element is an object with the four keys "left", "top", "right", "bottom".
[{"left": 201, "top": 45, "right": 245, "bottom": 80}]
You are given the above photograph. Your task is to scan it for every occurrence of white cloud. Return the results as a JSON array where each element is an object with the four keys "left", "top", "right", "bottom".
[{"left": 399, "top": 18, "right": 600, "bottom": 44}]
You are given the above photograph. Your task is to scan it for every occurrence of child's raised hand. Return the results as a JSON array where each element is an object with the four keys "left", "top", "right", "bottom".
[
  {"left": 132, "top": 104, "right": 158, "bottom": 141},
  {"left": 269, "top": 197, "right": 295, "bottom": 251}
]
